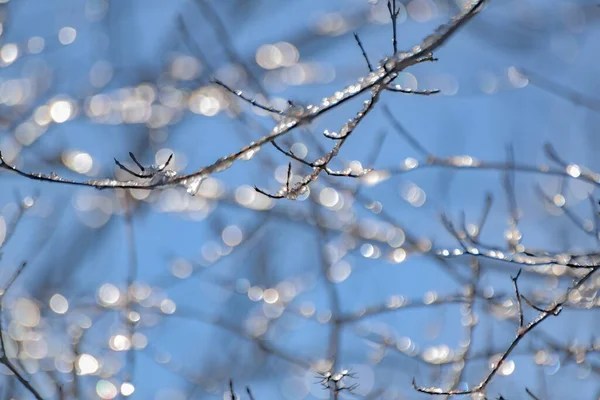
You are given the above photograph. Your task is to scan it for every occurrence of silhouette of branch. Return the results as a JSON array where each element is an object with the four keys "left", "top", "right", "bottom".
[
  {"left": 387, "top": 0, "right": 400, "bottom": 54},
  {"left": 353, "top": 32, "right": 373, "bottom": 72}
]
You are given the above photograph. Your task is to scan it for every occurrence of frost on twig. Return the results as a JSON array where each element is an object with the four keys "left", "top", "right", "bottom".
[
  {"left": 319, "top": 370, "right": 358, "bottom": 396},
  {"left": 256, "top": 90, "right": 380, "bottom": 200},
  {"left": 114, "top": 152, "right": 173, "bottom": 179},
  {"left": 0, "top": 0, "right": 487, "bottom": 196},
  {"left": 412, "top": 265, "right": 598, "bottom": 397}
]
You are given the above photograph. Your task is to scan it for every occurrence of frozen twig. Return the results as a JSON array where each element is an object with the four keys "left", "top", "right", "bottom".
[
  {"left": 0, "top": 0, "right": 487, "bottom": 194},
  {"left": 511, "top": 269, "right": 524, "bottom": 327},
  {"left": 412, "top": 266, "right": 599, "bottom": 396}
]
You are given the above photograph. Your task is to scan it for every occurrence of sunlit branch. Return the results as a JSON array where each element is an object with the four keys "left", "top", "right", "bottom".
[
  {"left": 511, "top": 269, "right": 524, "bottom": 327},
  {"left": 386, "top": 85, "right": 441, "bottom": 95},
  {"left": 0, "top": 0, "right": 486, "bottom": 194},
  {"left": 257, "top": 90, "right": 380, "bottom": 199},
  {"left": 412, "top": 266, "right": 599, "bottom": 396},
  {"left": 380, "top": 150, "right": 600, "bottom": 190}
]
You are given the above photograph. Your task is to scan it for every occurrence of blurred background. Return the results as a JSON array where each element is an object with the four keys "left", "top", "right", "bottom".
[{"left": 0, "top": 0, "right": 599, "bottom": 398}]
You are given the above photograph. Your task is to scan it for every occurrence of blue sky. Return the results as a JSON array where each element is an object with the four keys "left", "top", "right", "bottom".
[{"left": 0, "top": 0, "right": 599, "bottom": 399}]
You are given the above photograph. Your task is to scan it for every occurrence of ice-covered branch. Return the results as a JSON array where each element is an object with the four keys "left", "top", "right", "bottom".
[{"left": 0, "top": 0, "right": 487, "bottom": 195}]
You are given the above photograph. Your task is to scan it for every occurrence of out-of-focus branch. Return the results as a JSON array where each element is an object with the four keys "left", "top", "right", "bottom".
[{"left": 0, "top": 263, "right": 44, "bottom": 400}]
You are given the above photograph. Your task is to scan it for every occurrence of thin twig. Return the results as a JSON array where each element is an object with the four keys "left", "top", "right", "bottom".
[
  {"left": 353, "top": 32, "right": 373, "bottom": 72},
  {"left": 382, "top": 104, "right": 432, "bottom": 157},
  {"left": 214, "top": 79, "right": 284, "bottom": 115},
  {"left": 229, "top": 379, "right": 235, "bottom": 400},
  {"left": 128, "top": 151, "right": 146, "bottom": 171},
  {"left": 511, "top": 269, "right": 524, "bottom": 327},
  {"left": 114, "top": 152, "right": 173, "bottom": 179},
  {"left": 387, "top": 0, "right": 399, "bottom": 54},
  {"left": 526, "top": 387, "right": 541, "bottom": 400},
  {"left": 520, "top": 295, "right": 552, "bottom": 314}
]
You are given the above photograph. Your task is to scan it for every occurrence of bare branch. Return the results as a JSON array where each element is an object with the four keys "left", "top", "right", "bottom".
[
  {"left": 387, "top": 0, "right": 400, "bottom": 54},
  {"left": 214, "top": 79, "right": 284, "bottom": 115},
  {"left": 0, "top": 0, "right": 487, "bottom": 194},
  {"left": 526, "top": 387, "right": 541, "bottom": 400},
  {"left": 511, "top": 269, "right": 524, "bottom": 327},
  {"left": 413, "top": 266, "right": 599, "bottom": 396},
  {"left": 0, "top": 263, "right": 44, "bottom": 400},
  {"left": 382, "top": 104, "right": 432, "bottom": 157},
  {"left": 353, "top": 32, "right": 373, "bottom": 72}
]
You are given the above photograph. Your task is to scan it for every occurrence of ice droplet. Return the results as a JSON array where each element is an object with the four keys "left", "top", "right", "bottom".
[
  {"left": 149, "top": 169, "right": 177, "bottom": 186},
  {"left": 213, "top": 160, "right": 233, "bottom": 173},
  {"left": 323, "top": 130, "right": 344, "bottom": 139},
  {"left": 182, "top": 174, "right": 207, "bottom": 195},
  {"left": 237, "top": 147, "right": 260, "bottom": 161}
]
